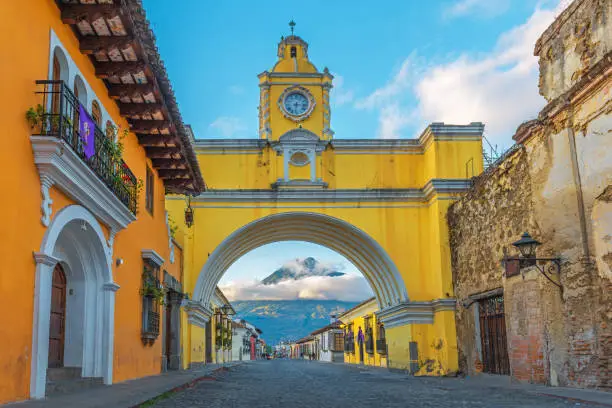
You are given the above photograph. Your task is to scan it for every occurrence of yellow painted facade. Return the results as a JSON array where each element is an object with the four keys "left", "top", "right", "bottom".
[
  {"left": 169, "top": 32, "right": 483, "bottom": 375},
  {"left": 339, "top": 298, "right": 388, "bottom": 368},
  {"left": 0, "top": 1, "right": 198, "bottom": 403}
]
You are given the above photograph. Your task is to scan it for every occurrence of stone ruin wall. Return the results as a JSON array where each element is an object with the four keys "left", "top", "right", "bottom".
[{"left": 449, "top": 0, "right": 611, "bottom": 389}]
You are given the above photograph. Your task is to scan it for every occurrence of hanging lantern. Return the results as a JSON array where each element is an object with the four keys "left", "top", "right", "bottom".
[{"left": 184, "top": 195, "right": 194, "bottom": 228}]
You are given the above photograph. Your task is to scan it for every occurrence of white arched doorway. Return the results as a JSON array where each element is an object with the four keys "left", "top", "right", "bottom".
[
  {"left": 31, "top": 205, "right": 118, "bottom": 399},
  {"left": 193, "top": 212, "right": 409, "bottom": 311}
]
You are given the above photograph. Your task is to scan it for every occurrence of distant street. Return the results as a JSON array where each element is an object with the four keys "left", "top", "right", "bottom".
[{"left": 150, "top": 360, "right": 599, "bottom": 407}]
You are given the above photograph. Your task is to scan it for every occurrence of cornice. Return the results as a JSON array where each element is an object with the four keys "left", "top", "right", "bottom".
[
  {"left": 173, "top": 179, "right": 472, "bottom": 204},
  {"left": 141, "top": 249, "right": 165, "bottom": 267},
  {"left": 182, "top": 300, "right": 212, "bottom": 328},
  {"left": 376, "top": 298, "right": 457, "bottom": 328},
  {"left": 193, "top": 123, "right": 484, "bottom": 154},
  {"left": 31, "top": 136, "right": 136, "bottom": 231},
  {"left": 268, "top": 72, "right": 324, "bottom": 79}
]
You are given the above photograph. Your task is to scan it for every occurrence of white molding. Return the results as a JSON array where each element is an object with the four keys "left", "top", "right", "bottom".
[
  {"left": 103, "top": 282, "right": 121, "bottom": 292},
  {"left": 168, "top": 179, "right": 472, "bottom": 203},
  {"left": 192, "top": 212, "right": 409, "bottom": 311},
  {"left": 31, "top": 136, "right": 136, "bottom": 231},
  {"left": 376, "top": 298, "right": 457, "bottom": 328},
  {"left": 165, "top": 211, "right": 175, "bottom": 264},
  {"left": 33, "top": 252, "right": 60, "bottom": 267},
  {"left": 192, "top": 123, "right": 483, "bottom": 153},
  {"left": 182, "top": 300, "right": 212, "bottom": 328},
  {"left": 31, "top": 205, "right": 115, "bottom": 399},
  {"left": 141, "top": 249, "right": 165, "bottom": 267}
]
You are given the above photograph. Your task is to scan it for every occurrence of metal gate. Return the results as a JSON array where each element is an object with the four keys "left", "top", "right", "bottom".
[{"left": 478, "top": 294, "right": 510, "bottom": 375}]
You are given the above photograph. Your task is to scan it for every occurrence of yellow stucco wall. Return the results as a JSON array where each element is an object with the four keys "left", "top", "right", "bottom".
[
  {"left": 0, "top": 1, "right": 179, "bottom": 403},
  {"left": 340, "top": 299, "right": 388, "bottom": 368}
]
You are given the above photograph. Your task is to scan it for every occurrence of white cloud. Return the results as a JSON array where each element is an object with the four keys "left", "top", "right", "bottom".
[
  {"left": 377, "top": 104, "right": 413, "bottom": 139},
  {"left": 209, "top": 116, "right": 247, "bottom": 137},
  {"left": 220, "top": 274, "right": 373, "bottom": 302},
  {"left": 354, "top": 53, "right": 423, "bottom": 110},
  {"left": 331, "top": 74, "right": 355, "bottom": 107},
  {"left": 356, "top": 3, "right": 564, "bottom": 145},
  {"left": 415, "top": 6, "right": 557, "bottom": 146},
  {"left": 443, "top": 0, "right": 511, "bottom": 19}
]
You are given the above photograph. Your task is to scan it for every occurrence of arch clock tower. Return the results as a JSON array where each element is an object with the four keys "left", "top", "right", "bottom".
[{"left": 258, "top": 23, "right": 334, "bottom": 186}]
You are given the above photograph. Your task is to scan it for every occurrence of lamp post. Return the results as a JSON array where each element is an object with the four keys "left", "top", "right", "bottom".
[{"left": 503, "top": 232, "right": 562, "bottom": 290}]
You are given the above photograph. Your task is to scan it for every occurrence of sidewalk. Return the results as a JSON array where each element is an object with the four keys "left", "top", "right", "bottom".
[
  {"left": 6, "top": 362, "right": 242, "bottom": 408},
  {"left": 343, "top": 363, "right": 612, "bottom": 407}
]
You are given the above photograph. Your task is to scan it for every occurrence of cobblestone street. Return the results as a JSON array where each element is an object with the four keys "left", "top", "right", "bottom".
[{"left": 150, "top": 361, "right": 604, "bottom": 408}]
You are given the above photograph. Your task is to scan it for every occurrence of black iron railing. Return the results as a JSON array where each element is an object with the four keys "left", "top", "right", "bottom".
[
  {"left": 33, "top": 80, "right": 138, "bottom": 214},
  {"left": 376, "top": 339, "right": 387, "bottom": 355}
]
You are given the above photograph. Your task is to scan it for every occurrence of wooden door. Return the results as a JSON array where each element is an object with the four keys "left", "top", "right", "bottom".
[
  {"left": 48, "top": 265, "right": 66, "bottom": 368},
  {"left": 478, "top": 294, "right": 510, "bottom": 375}
]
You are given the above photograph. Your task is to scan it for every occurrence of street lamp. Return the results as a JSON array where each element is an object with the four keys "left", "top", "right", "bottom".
[
  {"left": 503, "top": 232, "right": 562, "bottom": 290},
  {"left": 512, "top": 232, "right": 541, "bottom": 259},
  {"left": 184, "top": 195, "right": 194, "bottom": 228}
]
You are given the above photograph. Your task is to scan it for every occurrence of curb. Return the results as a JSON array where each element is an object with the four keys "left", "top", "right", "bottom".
[{"left": 130, "top": 365, "right": 236, "bottom": 407}]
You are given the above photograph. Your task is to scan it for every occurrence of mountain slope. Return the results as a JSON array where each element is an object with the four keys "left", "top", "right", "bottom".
[
  {"left": 232, "top": 299, "right": 357, "bottom": 344},
  {"left": 261, "top": 257, "right": 345, "bottom": 285}
]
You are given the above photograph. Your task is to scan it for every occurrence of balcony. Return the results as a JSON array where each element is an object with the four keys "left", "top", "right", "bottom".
[{"left": 30, "top": 81, "right": 137, "bottom": 231}]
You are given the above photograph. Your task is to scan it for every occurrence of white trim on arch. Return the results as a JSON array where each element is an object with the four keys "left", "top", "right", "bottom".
[
  {"left": 192, "top": 212, "right": 409, "bottom": 311},
  {"left": 30, "top": 205, "right": 119, "bottom": 399}
]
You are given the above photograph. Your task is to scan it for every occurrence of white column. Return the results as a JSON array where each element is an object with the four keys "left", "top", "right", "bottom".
[
  {"left": 102, "top": 282, "right": 119, "bottom": 385},
  {"left": 284, "top": 148, "right": 290, "bottom": 181},
  {"left": 309, "top": 151, "right": 316, "bottom": 181},
  {"left": 30, "top": 253, "right": 60, "bottom": 399}
]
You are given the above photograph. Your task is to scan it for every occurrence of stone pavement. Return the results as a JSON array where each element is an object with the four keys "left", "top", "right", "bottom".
[
  {"left": 6, "top": 360, "right": 610, "bottom": 407},
  {"left": 150, "top": 360, "right": 611, "bottom": 408},
  {"left": 5, "top": 362, "right": 241, "bottom": 408}
]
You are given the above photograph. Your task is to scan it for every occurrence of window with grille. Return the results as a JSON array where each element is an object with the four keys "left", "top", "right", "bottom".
[
  {"left": 364, "top": 315, "right": 374, "bottom": 354},
  {"left": 141, "top": 259, "right": 160, "bottom": 344},
  {"left": 345, "top": 324, "right": 355, "bottom": 353},
  {"left": 376, "top": 322, "right": 387, "bottom": 354},
  {"left": 145, "top": 166, "right": 154, "bottom": 215},
  {"left": 334, "top": 333, "right": 344, "bottom": 351},
  {"left": 91, "top": 100, "right": 102, "bottom": 126}
]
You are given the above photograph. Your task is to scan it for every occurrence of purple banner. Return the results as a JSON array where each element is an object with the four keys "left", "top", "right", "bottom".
[{"left": 79, "top": 104, "right": 95, "bottom": 159}]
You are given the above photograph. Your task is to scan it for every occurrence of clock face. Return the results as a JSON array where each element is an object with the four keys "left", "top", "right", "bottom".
[{"left": 283, "top": 92, "right": 309, "bottom": 116}]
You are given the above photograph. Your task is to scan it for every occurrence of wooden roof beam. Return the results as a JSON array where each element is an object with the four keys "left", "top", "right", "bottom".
[
  {"left": 128, "top": 119, "right": 171, "bottom": 133},
  {"left": 119, "top": 103, "right": 164, "bottom": 116},
  {"left": 61, "top": 4, "right": 122, "bottom": 24},
  {"left": 151, "top": 158, "right": 186, "bottom": 169},
  {"left": 157, "top": 169, "right": 192, "bottom": 179},
  {"left": 163, "top": 179, "right": 193, "bottom": 188},
  {"left": 80, "top": 35, "right": 135, "bottom": 55},
  {"left": 145, "top": 146, "right": 182, "bottom": 158},
  {"left": 95, "top": 61, "right": 146, "bottom": 78},
  {"left": 108, "top": 83, "right": 156, "bottom": 99},
  {"left": 137, "top": 134, "right": 178, "bottom": 146}
]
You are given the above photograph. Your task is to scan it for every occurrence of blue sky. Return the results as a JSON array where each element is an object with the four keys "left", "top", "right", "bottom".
[
  {"left": 143, "top": 0, "right": 565, "bottom": 151},
  {"left": 142, "top": 0, "right": 567, "bottom": 299}
]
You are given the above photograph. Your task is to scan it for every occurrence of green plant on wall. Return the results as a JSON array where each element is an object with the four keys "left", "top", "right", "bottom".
[
  {"left": 168, "top": 215, "right": 178, "bottom": 239},
  {"left": 25, "top": 104, "right": 45, "bottom": 129},
  {"left": 140, "top": 270, "right": 166, "bottom": 305}
]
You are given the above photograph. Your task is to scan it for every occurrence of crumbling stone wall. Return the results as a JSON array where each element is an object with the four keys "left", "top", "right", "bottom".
[{"left": 449, "top": 0, "right": 611, "bottom": 389}]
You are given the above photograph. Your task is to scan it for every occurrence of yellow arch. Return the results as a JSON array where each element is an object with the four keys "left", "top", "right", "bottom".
[{"left": 193, "top": 212, "right": 409, "bottom": 310}]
